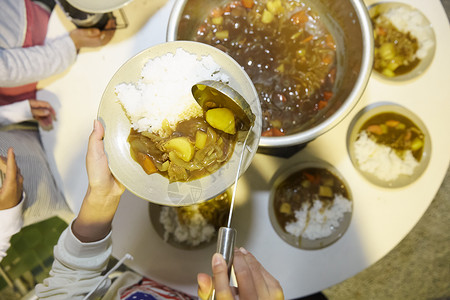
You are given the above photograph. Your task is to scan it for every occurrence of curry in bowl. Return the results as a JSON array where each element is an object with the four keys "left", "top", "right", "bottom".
[
  {"left": 347, "top": 103, "right": 431, "bottom": 188},
  {"left": 269, "top": 160, "right": 353, "bottom": 249}
]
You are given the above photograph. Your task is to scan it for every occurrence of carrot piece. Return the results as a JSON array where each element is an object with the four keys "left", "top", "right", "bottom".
[
  {"left": 230, "top": 1, "right": 242, "bottom": 9},
  {"left": 242, "top": 0, "right": 254, "bottom": 9},
  {"left": 272, "top": 128, "right": 285, "bottom": 136},
  {"left": 211, "top": 7, "right": 223, "bottom": 17},
  {"left": 137, "top": 152, "right": 157, "bottom": 175},
  {"left": 376, "top": 26, "right": 387, "bottom": 36},
  {"left": 197, "top": 24, "right": 206, "bottom": 36},
  {"left": 262, "top": 129, "right": 273, "bottom": 136},
  {"left": 366, "top": 125, "right": 383, "bottom": 135},
  {"left": 261, "top": 128, "right": 285, "bottom": 137},
  {"left": 300, "top": 35, "right": 313, "bottom": 44},
  {"left": 291, "top": 10, "right": 309, "bottom": 25},
  {"left": 304, "top": 172, "right": 315, "bottom": 182},
  {"left": 323, "top": 91, "right": 333, "bottom": 101},
  {"left": 318, "top": 100, "right": 328, "bottom": 110},
  {"left": 304, "top": 172, "right": 320, "bottom": 184}
]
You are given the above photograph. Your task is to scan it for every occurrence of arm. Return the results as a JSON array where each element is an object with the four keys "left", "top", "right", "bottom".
[
  {"left": 0, "top": 18, "right": 116, "bottom": 87},
  {"left": 0, "top": 35, "right": 77, "bottom": 87},
  {"left": 197, "top": 248, "right": 284, "bottom": 300},
  {"left": 0, "top": 148, "right": 24, "bottom": 262},
  {"left": 35, "top": 120, "right": 125, "bottom": 299}
]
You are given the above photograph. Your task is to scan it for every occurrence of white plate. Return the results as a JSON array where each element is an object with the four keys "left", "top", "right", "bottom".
[{"left": 98, "top": 41, "right": 262, "bottom": 206}]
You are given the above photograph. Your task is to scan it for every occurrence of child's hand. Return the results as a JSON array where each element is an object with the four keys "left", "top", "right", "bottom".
[
  {"left": 29, "top": 99, "right": 56, "bottom": 131},
  {"left": 69, "top": 18, "right": 116, "bottom": 50},
  {"left": 0, "top": 148, "right": 23, "bottom": 210},
  {"left": 197, "top": 248, "right": 284, "bottom": 300},
  {"left": 72, "top": 120, "right": 125, "bottom": 242},
  {"left": 86, "top": 120, "right": 124, "bottom": 200}
]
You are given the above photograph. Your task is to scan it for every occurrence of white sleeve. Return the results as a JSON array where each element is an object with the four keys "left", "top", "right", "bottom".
[
  {"left": 35, "top": 221, "right": 113, "bottom": 300},
  {"left": 0, "top": 100, "right": 33, "bottom": 126},
  {"left": 0, "top": 195, "right": 25, "bottom": 263},
  {"left": 0, "top": 34, "right": 77, "bottom": 87}
]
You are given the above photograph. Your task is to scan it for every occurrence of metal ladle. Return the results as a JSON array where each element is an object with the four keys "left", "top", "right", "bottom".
[{"left": 192, "top": 80, "right": 255, "bottom": 294}]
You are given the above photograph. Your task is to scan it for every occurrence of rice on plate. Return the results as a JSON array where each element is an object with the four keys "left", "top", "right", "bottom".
[
  {"left": 115, "top": 48, "right": 229, "bottom": 136},
  {"left": 98, "top": 41, "right": 262, "bottom": 205},
  {"left": 114, "top": 48, "right": 244, "bottom": 182}
]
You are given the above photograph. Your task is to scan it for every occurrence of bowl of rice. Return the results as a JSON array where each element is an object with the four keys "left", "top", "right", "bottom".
[
  {"left": 268, "top": 160, "right": 353, "bottom": 250},
  {"left": 347, "top": 102, "right": 431, "bottom": 188},
  {"left": 149, "top": 190, "right": 230, "bottom": 249},
  {"left": 98, "top": 41, "right": 262, "bottom": 206},
  {"left": 369, "top": 2, "right": 436, "bottom": 81}
]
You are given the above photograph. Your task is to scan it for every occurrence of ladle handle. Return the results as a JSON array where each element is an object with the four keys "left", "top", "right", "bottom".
[
  {"left": 216, "top": 227, "right": 236, "bottom": 274},
  {"left": 209, "top": 227, "right": 236, "bottom": 300}
]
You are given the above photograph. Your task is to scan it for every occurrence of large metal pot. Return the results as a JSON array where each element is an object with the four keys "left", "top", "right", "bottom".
[{"left": 166, "top": 0, "right": 373, "bottom": 150}]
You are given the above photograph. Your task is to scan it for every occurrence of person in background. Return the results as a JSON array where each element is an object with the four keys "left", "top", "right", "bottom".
[
  {"left": 34, "top": 120, "right": 284, "bottom": 300},
  {"left": 0, "top": 0, "right": 116, "bottom": 228}
]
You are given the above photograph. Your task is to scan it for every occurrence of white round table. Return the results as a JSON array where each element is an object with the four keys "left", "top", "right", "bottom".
[{"left": 40, "top": 0, "right": 450, "bottom": 298}]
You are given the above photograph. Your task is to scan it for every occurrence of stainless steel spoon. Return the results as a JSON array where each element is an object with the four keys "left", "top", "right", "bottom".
[{"left": 192, "top": 80, "right": 255, "bottom": 290}]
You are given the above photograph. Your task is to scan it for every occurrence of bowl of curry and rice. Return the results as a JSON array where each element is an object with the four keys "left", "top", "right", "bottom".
[
  {"left": 98, "top": 41, "right": 262, "bottom": 206},
  {"left": 167, "top": 0, "right": 373, "bottom": 149}
]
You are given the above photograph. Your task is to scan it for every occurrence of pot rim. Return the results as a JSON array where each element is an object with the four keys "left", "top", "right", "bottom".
[{"left": 166, "top": 0, "right": 374, "bottom": 148}]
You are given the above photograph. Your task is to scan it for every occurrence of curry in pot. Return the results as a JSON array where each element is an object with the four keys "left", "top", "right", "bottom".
[{"left": 187, "top": 0, "right": 337, "bottom": 136}]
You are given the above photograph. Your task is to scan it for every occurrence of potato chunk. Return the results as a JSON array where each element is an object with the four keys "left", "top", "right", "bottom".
[
  {"left": 164, "top": 137, "right": 194, "bottom": 162},
  {"left": 195, "top": 131, "right": 207, "bottom": 149},
  {"left": 205, "top": 107, "right": 236, "bottom": 134}
]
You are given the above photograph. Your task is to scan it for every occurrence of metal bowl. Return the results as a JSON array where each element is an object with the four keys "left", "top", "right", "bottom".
[
  {"left": 166, "top": 0, "right": 373, "bottom": 148},
  {"left": 368, "top": 2, "right": 436, "bottom": 82},
  {"left": 347, "top": 102, "right": 431, "bottom": 188},
  {"left": 268, "top": 159, "right": 353, "bottom": 250}
]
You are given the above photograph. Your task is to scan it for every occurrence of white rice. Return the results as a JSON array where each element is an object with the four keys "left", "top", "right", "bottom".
[
  {"left": 285, "top": 194, "right": 352, "bottom": 240},
  {"left": 380, "top": 6, "right": 434, "bottom": 59},
  {"left": 115, "top": 48, "right": 230, "bottom": 136},
  {"left": 353, "top": 130, "right": 419, "bottom": 181},
  {"left": 159, "top": 206, "right": 215, "bottom": 246}
]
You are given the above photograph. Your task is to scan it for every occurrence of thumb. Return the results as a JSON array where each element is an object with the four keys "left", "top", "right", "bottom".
[
  {"left": 211, "top": 253, "right": 234, "bottom": 300},
  {"left": 197, "top": 273, "right": 213, "bottom": 300},
  {"left": 87, "top": 120, "right": 105, "bottom": 166}
]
